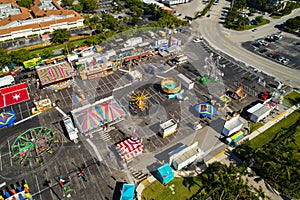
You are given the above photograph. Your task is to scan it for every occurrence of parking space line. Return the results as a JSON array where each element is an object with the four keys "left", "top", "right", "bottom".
[
  {"left": 25, "top": 101, "right": 31, "bottom": 116},
  {"left": 99, "top": 78, "right": 111, "bottom": 92},
  {"left": 92, "top": 157, "right": 104, "bottom": 178},
  {"left": 35, "top": 175, "right": 43, "bottom": 200},
  {"left": 7, "top": 140, "right": 12, "bottom": 167},
  {"left": 59, "top": 91, "right": 68, "bottom": 106},
  {"left": 18, "top": 104, "right": 23, "bottom": 119}
]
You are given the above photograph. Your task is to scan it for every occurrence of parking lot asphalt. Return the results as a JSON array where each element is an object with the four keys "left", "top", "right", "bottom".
[
  {"left": 0, "top": 31, "right": 290, "bottom": 199},
  {"left": 242, "top": 36, "right": 300, "bottom": 70}
]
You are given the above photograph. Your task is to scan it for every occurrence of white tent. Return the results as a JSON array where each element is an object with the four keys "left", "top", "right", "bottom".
[{"left": 222, "top": 115, "right": 244, "bottom": 137}]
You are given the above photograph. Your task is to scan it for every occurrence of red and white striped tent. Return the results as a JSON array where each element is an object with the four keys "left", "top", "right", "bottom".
[{"left": 116, "top": 137, "right": 144, "bottom": 161}]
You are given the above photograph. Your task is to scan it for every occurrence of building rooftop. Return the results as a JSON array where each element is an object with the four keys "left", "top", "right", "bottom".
[
  {"left": 0, "top": 4, "right": 21, "bottom": 20},
  {"left": 173, "top": 145, "right": 199, "bottom": 165}
]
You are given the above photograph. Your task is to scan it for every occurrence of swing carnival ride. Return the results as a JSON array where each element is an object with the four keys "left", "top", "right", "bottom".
[
  {"left": 129, "top": 91, "right": 150, "bottom": 114},
  {"left": 10, "top": 127, "right": 60, "bottom": 166}
]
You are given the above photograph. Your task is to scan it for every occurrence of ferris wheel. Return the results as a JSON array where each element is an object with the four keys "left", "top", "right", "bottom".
[{"left": 11, "top": 127, "right": 60, "bottom": 166}]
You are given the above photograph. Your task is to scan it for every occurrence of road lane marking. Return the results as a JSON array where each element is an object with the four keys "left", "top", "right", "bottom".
[
  {"left": 223, "top": 44, "right": 300, "bottom": 81},
  {"left": 225, "top": 35, "right": 239, "bottom": 38},
  {"left": 210, "top": 4, "right": 223, "bottom": 32}
]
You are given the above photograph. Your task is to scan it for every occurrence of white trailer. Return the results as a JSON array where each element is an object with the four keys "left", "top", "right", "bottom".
[
  {"left": 63, "top": 116, "right": 79, "bottom": 143},
  {"left": 177, "top": 73, "right": 194, "bottom": 90},
  {"left": 55, "top": 106, "right": 79, "bottom": 143},
  {"left": 0, "top": 75, "right": 14, "bottom": 88},
  {"left": 168, "top": 142, "right": 203, "bottom": 170},
  {"left": 247, "top": 103, "right": 271, "bottom": 122}
]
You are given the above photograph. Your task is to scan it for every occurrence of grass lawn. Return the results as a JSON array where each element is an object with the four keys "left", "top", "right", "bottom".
[
  {"left": 250, "top": 109, "right": 300, "bottom": 149},
  {"left": 249, "top": 122, "right": 264, "bottom": 133},
  {"left": 271, "top": 15, "right": 282, "bottom": 19},
  {"left": 142, "top": 177, "right": 200, "bottom": 200},
  {"left": 284, "top": 91, "right": 300, "bottom": 106},
  {"left": 244, "top": 19, "right": 270, "bottom": 30}
]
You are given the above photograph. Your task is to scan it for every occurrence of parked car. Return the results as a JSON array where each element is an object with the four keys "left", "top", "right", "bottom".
[
  {"left": 268, "top": 52, "right": 276, "bottom": 58},
  {"left": 273, "top": 34, "right": 282, "bottom": 40},
  {"left": 282, "top": 58, "right": 289, "bottom": 64},
  {"left": 252, "top": 28, "right": 257, "bottom": 32},
  {"left": 193, "top": 37, "right": 203, "bottom": 43}
]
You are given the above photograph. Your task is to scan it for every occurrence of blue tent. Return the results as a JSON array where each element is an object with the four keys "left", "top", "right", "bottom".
[
  {"left": 0, "top": 110, "right": 16, "bottom": 128},
  {"left": 195, "top": 102, "right": 217, "bottom": 118},
  {"left": 157, "top": 164, "right": 174, "bottom": 185},
  {"left": 120, "top": 184, "right": 135, "bottom": 200}
]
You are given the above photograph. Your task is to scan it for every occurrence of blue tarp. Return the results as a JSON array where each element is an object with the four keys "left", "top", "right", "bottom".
[
  {"left": 157, "top": 164, "right": 174, "bottom": 185},
  {"left": 120, "top": 184, "right": 135, "bottom": 200}
]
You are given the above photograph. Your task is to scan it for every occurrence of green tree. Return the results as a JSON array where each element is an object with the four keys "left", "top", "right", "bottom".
[
  {"left": 101, "top": 14, "right": 118, "bottom": 30},
  {"left": 40, "top": 49, "right": 53, "bottom": 59},
  {"left": 131, "top": 16, "right": 140, "bottom": 26},
  {"left": 17, "top": 0, "right": 33, "bottom": 9},
  {"left": 286, "top": 16, "right": 300, "bottom": 29},
  {"left": 79, "top": 0, "right": 98, "bottom": 12},
  {"left": 61, "top": 0, "right": 74, "bottom": 7},
  {"left": 51, "top": 29, "right": 71, "bottom": 44},
  {"left": 255, "top": 15, "right": 264, "bottom": 23},
  {"left": 71, "top": 3, "right": 83, "bottom": 13},
  {"left": 10, "top": 49, "right": 32, "bottom": 64},
  {"left": 0, "top": 48, "right": 12, "bottom": 67},
  {"left": 130, "top": 5, "right": 144, "bottom": 17}
]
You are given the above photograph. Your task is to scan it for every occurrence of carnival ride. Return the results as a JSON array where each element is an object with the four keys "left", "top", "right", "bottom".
[
  {"left": 32, "top": 98, "right": 52, "bottom": 114},
  {"left": 199, "top": 53, "right": 224, "bottom": 85},
  {"left": 161, "top": 78, "right": 181, "bottom": 94},
  {"left": 234, "top": 86, "right": 247, "bottom": 101},
  {"left": 11, "top": 127, "right": 60, "bottom": 166},
  {"left": 0, "top": 110, "right": 16, "bottom": 128},
  {"left": 129, "top": 91, "right": 150, "bottom": 113},
  {"left": 195, "top": 102, "right": 217, "bottom": 118}
]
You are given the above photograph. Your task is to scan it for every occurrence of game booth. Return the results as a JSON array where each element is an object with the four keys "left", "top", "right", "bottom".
[
  {"left": 195, "top": 102, "right": 217, "bottom": 118},
  {"left": 71, "top": 96, "right": 125, "bottom": 134},
  {"left": 116, "top": 137, "right": 144, "bottom": 162},
  {"left": 0, "top": 110, "right": 16, "bottom": 129},
  {"left": 0, "top": 83, "right": 30, "bottom": 109},
  {"left": 35, "top": 61, "right": 75, "bottom": 90}
]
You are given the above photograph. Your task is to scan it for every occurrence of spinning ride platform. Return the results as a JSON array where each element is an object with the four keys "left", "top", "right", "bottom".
[
  {"left": 161, "top": 78, "right": 181, "bottom": 94},
  {"left": 129, "top": 91, "right": 150, "bottom": 113}
]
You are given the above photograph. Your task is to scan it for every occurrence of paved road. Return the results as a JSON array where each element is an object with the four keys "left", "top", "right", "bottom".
[{"left": 194, "top": 0, "right": 300, "bottom": 87}]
